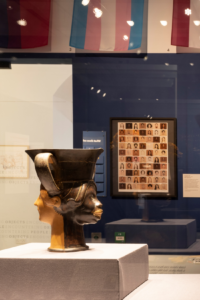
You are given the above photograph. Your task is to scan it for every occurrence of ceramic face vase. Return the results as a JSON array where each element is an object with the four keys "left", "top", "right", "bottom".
[{"left": 26, "top": 149, "right": 103, "bottom": 252}]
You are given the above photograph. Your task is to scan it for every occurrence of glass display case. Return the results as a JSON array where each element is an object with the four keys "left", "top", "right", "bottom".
[{"left": 1, "top": 0, "right": 200, "bottom": 299}]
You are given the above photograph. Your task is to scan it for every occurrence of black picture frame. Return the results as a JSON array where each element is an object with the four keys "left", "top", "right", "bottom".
[{"left": 110, "top": 118, "right": 177, "bottom": 198}]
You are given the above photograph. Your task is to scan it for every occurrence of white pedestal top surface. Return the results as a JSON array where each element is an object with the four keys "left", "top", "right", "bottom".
[{"left": 0, "top": 242, "right": 147, "bottom": 259}]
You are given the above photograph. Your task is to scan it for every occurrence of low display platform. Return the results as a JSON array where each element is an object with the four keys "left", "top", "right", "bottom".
[
  {"left": 106, "top": 219, "right": 196, "bottom": 249},
  {"left": 0, "top": 243, "right": 149, "bottom": 300},
  {"left": 149, "top": 239, "right": 200, "bottom": 255},
  {"left": 124, "top": 274, "right": 200, "bottom": 300}
]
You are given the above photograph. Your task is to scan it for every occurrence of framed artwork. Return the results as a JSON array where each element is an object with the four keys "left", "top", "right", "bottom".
[
  {"left": 110, "top": 118, "right": 177, "bottom": 198},
  {"left": 0, "top": 145, "right": 29, "bottom": 179}
]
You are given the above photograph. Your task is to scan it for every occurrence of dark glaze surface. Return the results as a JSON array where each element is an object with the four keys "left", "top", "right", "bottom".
[
  {"left": 56, "top": 182, "right": 103, "bottom": 249},
  {"left": 26, "top": 149, "right": 103, "bottom": 182}
]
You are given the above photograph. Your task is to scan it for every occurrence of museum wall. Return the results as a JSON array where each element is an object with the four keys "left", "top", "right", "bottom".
[
  {"left": 0, "top": 64, "right": 73, "bottom": 250},
  {"left": 73, "top": 54, "right": 200, "bottom": 239}
]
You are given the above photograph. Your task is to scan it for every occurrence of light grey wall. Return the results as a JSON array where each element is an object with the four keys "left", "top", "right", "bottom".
[{"left": 0, "top": 64, "right": 73, "bottom": 250}]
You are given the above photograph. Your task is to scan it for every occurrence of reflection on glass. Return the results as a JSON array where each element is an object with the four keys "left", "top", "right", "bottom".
[
  {"left": 82, "top": 0, "right": 90, "bottom": 5},
  {"left": 93, "top": 8, "right": 103, "bottom": 18},
  {"left": 160, "top": 20, "right": 167, "bottom": 26},
  {"left": 17, "top": 19, "right": 27, "bottom": 26},
  {"left": 185, "top": 8, "right": 191, "bottom": 15},
  {"left": 123, "top": 35, "right": 129, "bottom": 41},
  {"left": 194, "top": 20, "right": 200, "bottom": 26},
  {"left": 127, "top": 21, "right": 134, "bottom": 26}
]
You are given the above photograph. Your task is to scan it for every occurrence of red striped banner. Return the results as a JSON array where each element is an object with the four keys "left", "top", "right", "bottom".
[
  {"left": 84, "top": 0, "right": 101, "bottom": 51},
  {"left": 171, "top": 0, "right": 190, "bottom": 47},
  {"left": 115, "top": 0, "right": 131, "bottom": 51}
]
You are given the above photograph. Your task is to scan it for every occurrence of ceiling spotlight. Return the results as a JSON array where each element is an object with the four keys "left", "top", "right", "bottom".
[
  {"left": 150, "top": 117, "right": 153, "bottom": 119},
  {"left": 127, "top": 21, "right": 134, "bottom": 26},
  {"left": 17, "top": 19, "right": 27, "bottom": 26},
  {"left": 82, "top": 0, "right": 90, "bottom": 5},
  {"left": 160, "top": 20, "right": 168, "bottom": 26},
  {"left": 194, "top": 20, "right": 200, "bottom": 26},
  {"left": 190, "top": 63, "right": 194, "bottom": 66},
  {"left": 165, "top": 63, "right": 169, "bottom": 66},
  {"left": 91, "top": 87, "right": 94, "bottom": 90},
  {"left": 144, "top": 56, "right": 148, "bottom": 61},
  {"left": 93, "top": 8, "right": 103, "bottom": 18},
  {"left": 138, "top": 98, "right": 141, "bottom": 100},
  {"left": 97, "top": 89, "right": 101, "bottom": 93},
  {"left": 123, "top": 35, "right": 129, "bottom": 41},
  {"left": 120, "top": 98, "right": 122, "bottom": 100},
  {"left": 103, "top": 93, "right": 106, "bottom": 97},
  {"left": 156, "top": 99, "right": 159, "bottom": 101},
  {"left": 185, "top": 8, "right": 191, "bottom": 16}
]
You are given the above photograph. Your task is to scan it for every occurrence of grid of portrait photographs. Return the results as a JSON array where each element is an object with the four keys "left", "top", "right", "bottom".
[{"left": 118, "top": 122, "right": 168, "bottom": 192}]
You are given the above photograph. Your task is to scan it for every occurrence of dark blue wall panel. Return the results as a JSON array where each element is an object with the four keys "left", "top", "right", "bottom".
[{"left": 73, "top": 54, "right": 200, "bottom": 238}]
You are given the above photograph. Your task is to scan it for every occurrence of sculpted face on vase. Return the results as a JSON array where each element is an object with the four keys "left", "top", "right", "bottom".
[
  {"left": 72, "top": 183, "right": 103, "bottom": 225},
  {"left": 34, "top": 186, "right": 61, "bottom": 223},
  {"left": 34, "top": 185, "right": 65, "bottom": 250},
  {"left": 26, "top": 149, "right": 103, "bottom": 252}
]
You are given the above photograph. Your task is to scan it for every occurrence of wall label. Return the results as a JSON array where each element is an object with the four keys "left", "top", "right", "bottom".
[
  {"left": 183, "top": 174, "right": 200, "bottom": 198},
  {"left": 115, "top": 232, "right": 125, "bottom": 243}
]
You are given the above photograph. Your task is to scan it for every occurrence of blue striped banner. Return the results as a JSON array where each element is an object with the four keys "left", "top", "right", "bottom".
[
  {"left": 70, "top": 0, "right": 89, "bottom": 49},
  {"left": 128, "top": 0, "right": 144, "bottom": 50},
  {"left": 69, "top": 0, "right": 145, "bottom": 51}
]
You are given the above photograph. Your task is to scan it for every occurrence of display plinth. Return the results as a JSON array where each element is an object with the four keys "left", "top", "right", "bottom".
[
  {"left": 126, "top": 274, "right": 200, "bottom": 300},
  {"left": 0, "top": 243, "right": 148, "bottom": 300},
  {"left": 106, "top": 219, "right": 196, "bottom": 249}
]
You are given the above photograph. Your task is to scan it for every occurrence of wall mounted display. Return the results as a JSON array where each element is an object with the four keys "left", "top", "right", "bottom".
[
  {"left": 110, "top": 118, "right": 177, "bottom": 198},
  {"left": 83, "top": 131, "right": 107, "bottom": 197},
  {"left": 0, "top": 145, "right": 29, "bottom": 178},
  {"left": 171, "top": 0, "right": 200, "bottom": 49},
  {"left": 26, "top": 148, "right": 103, "bottom": 252},
  {"left": 70, "top": 0, "right": 146, "bottom": 51}
]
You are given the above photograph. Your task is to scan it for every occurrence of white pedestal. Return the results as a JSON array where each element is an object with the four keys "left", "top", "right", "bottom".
[
  {"left": 125, "top": 274, "right": 200, "bottom": 300},
  {"left": 0, "top": 243, "right": 148, "bottom": 300}
]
